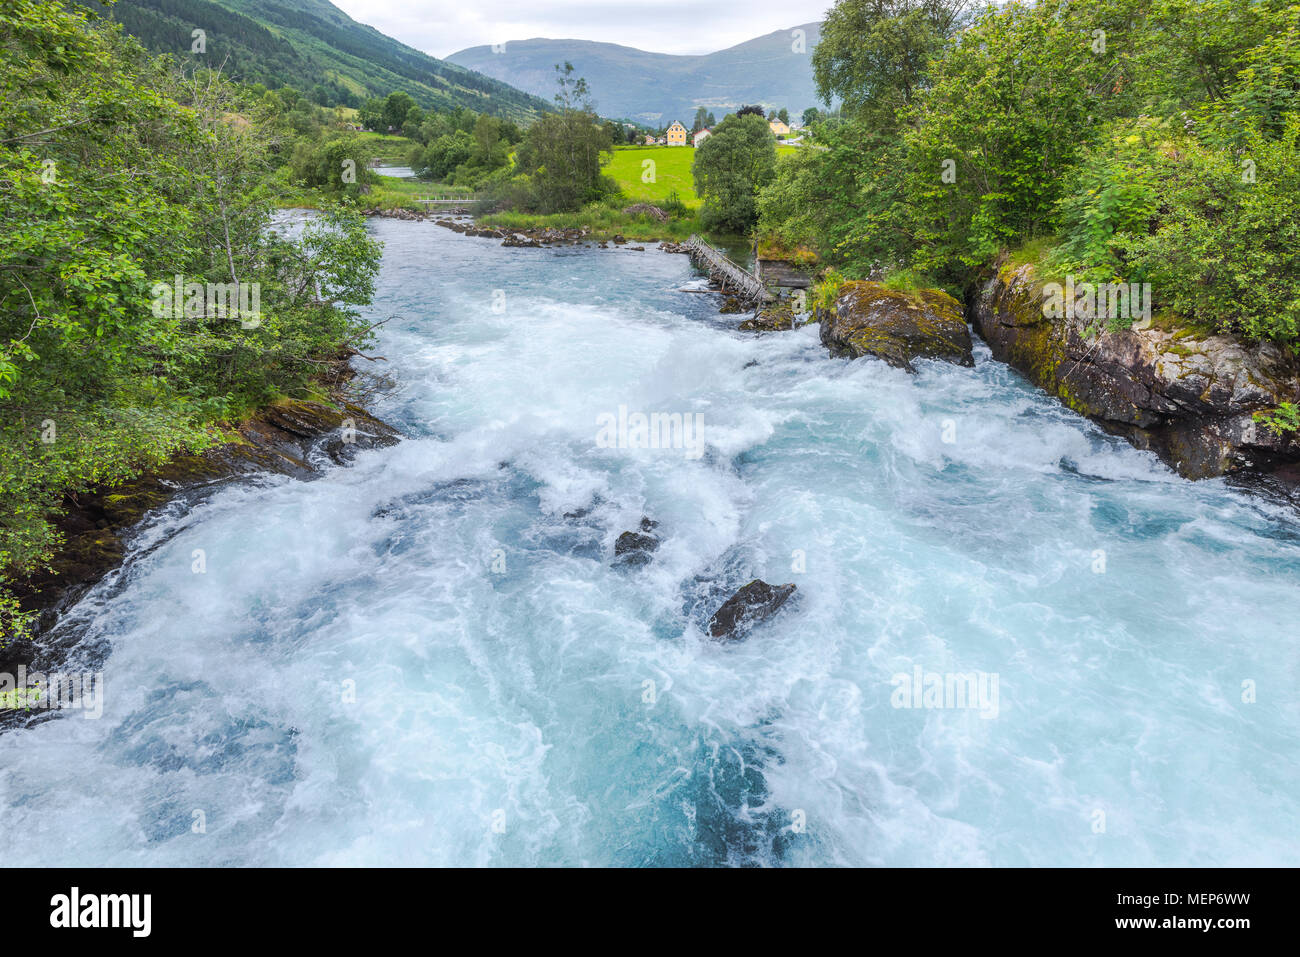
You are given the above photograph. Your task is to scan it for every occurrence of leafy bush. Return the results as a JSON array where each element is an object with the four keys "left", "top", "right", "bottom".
[
  {"left": 1122, "top": 121, "right": 1298, "bottom": 341},
  {"left": 288, "top": 134, "right": 377, "bottom": 195},
  {"left": 812, "top": 269, "right": 848, "bottom": 312},
  {"left": 1049, "top": 121, "right": 1164, "bottom": 283},
  {"left": 662, "top": 190, "right": 688, "bottom": 219},
  {"left": 1254, "top": 402, "right": 1300, "bottom": 435}
]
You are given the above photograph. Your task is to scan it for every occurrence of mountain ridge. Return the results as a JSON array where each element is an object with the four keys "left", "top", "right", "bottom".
[
  {"left": 78, "top": 0, "right": 553, "bottom": 121},
  {"left": 446, "top": 23, "right": 823, "bottom": 125}
]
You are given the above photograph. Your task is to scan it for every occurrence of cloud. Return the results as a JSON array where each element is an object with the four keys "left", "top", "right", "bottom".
[{"left": 330, "top": 0, "right": 829, "bottom": 58}]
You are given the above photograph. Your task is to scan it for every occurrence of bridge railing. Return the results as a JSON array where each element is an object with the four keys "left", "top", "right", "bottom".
[
  {"left": 415, "top": 194, "right": 481, "bottom": 205},
  {"left": 686, "top": 235, "right": 772, "bottom": 301}
]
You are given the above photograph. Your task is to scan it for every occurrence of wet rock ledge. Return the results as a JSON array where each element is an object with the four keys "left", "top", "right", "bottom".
[
  {"left": 5, "top": 398, "right": 399, "bottom": 658},
  {"left": 974, "top": 260, "right": 1300, "bottom": 479}
]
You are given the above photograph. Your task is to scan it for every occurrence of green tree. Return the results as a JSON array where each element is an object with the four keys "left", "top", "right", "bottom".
[
  {"left": 415, "top": 130, "right": 475, "bottom": 180},
  {"left": 692, "top": 112, "right": 778, "bottom": 232},
  {"left": 812, "top": 0, "right": 970, "bottom": 130},
  {"left": 381, "top": 90, "right": 416, "bottom": 130},
  {"left": 0, "top": 0, "right": 384, "bottom": 636},
  {"left": 289, "top": 134, "right": 377, "bottom": 195},
  {"left": 899, "top": 0, "right": 1149, "bottom": 274},
  {"left": 512, "top": 64, "right": 615, "bottom": 212},
  {"left": 359, "top": 97, "right": 384, "bottom": 130}
]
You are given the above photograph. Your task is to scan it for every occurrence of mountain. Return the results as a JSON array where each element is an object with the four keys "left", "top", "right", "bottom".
[
  {"left": 447, "top": 24, "right": 823, "bottom": 126},
  {"left": 78, "top": 0, "right": 552, "bottom": 121}
]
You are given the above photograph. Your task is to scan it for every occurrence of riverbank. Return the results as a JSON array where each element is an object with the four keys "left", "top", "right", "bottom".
[
  {"left": 971, "top": 259, "right": 1300, "bottom": 480},
  {"left": 1, "top": 367, "right": 400, "bottom": 686},
  {"left": 787, "top": 249, "right": 1300, "bottom": 483}
]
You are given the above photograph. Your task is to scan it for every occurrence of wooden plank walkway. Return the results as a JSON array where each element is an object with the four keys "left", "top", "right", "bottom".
[
  {"left": 685, "top": 234, "right": 774, "bottom": 303},
  {"left": 415, "top": 195, "right": 480, "bottom": 208}
]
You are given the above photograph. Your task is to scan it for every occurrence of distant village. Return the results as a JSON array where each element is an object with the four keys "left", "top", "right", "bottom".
[{"left": 629, "top": 107, "right": 812, "bottom": 147}]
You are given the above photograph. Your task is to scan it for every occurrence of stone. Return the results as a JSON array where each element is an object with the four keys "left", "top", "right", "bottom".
[
  {"left": 973, "top": 258, "right": 1300, "bottom": 478},
  {"left": 708, "top": 580, "right": 797, "bottom": 640},
  {"left": 612, "top": 517, "right": 662, "bottom": 568},
  {"left": 739, "top": 299, "right": 810, "bottom": 332},
  {"left": 819, "top": 281, "right": 973, "bottom": 371}
]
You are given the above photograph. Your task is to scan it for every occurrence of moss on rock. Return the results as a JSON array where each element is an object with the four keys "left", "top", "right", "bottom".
[
  {"left": 819, "top": 281, "right": 974, "bottom": 371},
  {"left": 972, "top": 258, "right": 1300, "bottom": 479}
]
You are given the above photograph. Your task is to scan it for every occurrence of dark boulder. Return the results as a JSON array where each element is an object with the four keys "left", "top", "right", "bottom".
[
  {"left": 819, "top": 281, "right": 973, "bottom": 371},
  {"left": 739, "top": 299, "right": 810, "bottom": 332},
  {"left": 612, "top": 517, "right": 661, "bottom": 568},
  {"left": 708, "top": 580, "right": 797, "bottom": 640}
]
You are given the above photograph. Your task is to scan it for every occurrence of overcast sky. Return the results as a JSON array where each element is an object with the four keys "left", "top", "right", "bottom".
[{"left": 332, "top": 0, "right": 831, "bottom": 59}]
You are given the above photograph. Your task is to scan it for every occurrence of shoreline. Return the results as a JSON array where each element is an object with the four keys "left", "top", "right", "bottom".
[{"left": 1, "top": 366, "right": 401, "bottom": 696}]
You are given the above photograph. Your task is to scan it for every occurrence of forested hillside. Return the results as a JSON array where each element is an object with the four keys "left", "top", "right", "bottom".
[
  {"left": 0, "top": 0, "right": 384, "bottom": 636},
  {"left": 76, "top": 0, "right": 552, "bottom": 119}
]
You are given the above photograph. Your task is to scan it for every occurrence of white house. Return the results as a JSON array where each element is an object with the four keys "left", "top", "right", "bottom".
[{"left": 693, "top": 128, "right": 711, "bottom": 147}]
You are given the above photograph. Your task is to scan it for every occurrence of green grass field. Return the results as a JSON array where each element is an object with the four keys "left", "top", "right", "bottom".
[
  {"left": 604, "top": 144, "right": 802, "bottom": 210},
  {"left": 606, "top": 146, "right": 701, "bottom": 208},
  {"left": 286, "top": 138, "right": 808, "bottom": 238}
]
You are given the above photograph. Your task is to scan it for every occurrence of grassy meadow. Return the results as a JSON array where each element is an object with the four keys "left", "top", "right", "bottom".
[{"left": 335, "top": 137, "right": 805, "bottom": 241}]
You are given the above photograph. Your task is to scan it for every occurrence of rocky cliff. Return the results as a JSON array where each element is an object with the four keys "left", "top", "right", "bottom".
[{"left": 973, "top": 261, "right": 1300, "bottom": 479}]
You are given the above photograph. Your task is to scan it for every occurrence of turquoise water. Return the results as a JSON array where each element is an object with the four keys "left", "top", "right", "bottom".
[{"left": 2, "top": 219, "right": 1297, "bottom": 865}]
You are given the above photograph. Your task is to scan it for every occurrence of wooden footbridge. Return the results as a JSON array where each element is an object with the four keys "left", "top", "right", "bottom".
[
  {"left": 685, "top": 235, "right": 774, "bottom": 303},
  {"left": 415, "top": 193, "right": 480, "bottom": 209}
]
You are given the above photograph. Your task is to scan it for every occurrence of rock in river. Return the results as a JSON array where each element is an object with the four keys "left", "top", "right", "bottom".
[
  {"left": 819, "top": 281, "right": 974, "bottom": 371},
  {"left": 612, "top": 517, "right": 661, "bottom": 568},
  {"left": 708, "top": 580, "right": 797, "bottom": 640},
  {"left": 973, "top": 259, "right": 1300, "bottom": 479}
]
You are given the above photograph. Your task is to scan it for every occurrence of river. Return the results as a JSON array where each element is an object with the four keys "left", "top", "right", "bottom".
[{"left": 2, "top": 218, "right": 1297, "bottom": 866}]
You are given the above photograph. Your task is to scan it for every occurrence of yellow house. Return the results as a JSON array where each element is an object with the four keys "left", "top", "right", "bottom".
[
  {"left": 769, "top": 119, "right": 790, "bottom": 137},
  {"left": 665, "top": 121, "right": 688, "bottom": 145}
]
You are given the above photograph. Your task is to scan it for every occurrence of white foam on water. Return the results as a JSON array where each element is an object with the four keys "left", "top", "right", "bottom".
[{"left": 2, "top": 224, "right": 1297, "bottom": 866}]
